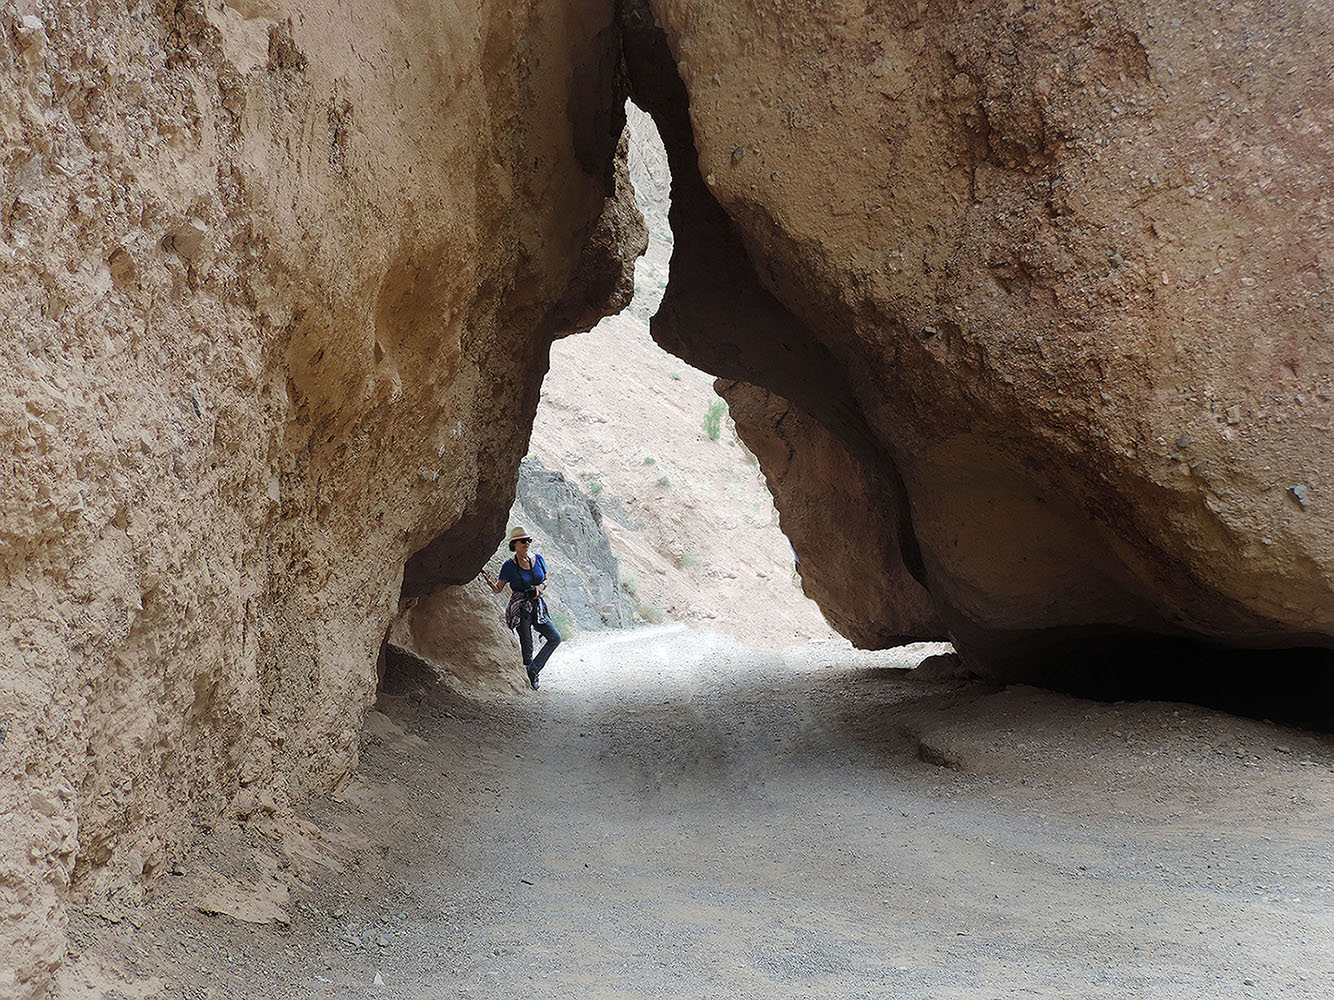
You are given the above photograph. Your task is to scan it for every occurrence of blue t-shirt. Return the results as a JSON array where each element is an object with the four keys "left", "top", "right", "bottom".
[{"left": 499, "top": 553, "right": 546, "bottom": 593}]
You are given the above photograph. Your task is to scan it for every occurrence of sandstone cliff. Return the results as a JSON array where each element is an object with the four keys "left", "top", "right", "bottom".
[
  {"left": 621, "top": 0, "right": 1334, "bottom": 673},
  {"left": 0, "top": 1, "right": 640, "bottom": 993}
]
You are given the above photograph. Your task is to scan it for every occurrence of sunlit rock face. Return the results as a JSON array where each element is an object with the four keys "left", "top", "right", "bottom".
[
  {"left": 622, "top": 0, "right": 1334, "bottom": 673},
  {"left": 0, "top": 2, "right": 638, "bottom": 993}
]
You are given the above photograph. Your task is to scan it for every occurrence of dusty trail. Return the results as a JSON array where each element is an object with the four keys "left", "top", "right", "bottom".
[{"left": 67, "top": 627, "right": 1334, "bottom": 999}]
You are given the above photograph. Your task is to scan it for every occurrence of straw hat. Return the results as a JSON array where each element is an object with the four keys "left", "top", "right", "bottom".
[{"left": 506, "top": 525, "right": 533, "bottom": 551}]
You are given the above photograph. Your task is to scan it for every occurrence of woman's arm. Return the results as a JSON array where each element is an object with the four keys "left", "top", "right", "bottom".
[{"left": 480, "top": 567, "right": 509, "bottom": 594}]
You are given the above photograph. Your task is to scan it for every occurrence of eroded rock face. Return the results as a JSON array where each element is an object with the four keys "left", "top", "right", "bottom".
[
  {"left": 720, "top": 381, "right": 942, "bottom": 647},
  {"left": 0, "top": 1, "right": 637, "bottom": 993},
  {"left": 388, "top": 580, "right": 523, "bottom": 696},
  {"left": 624, "top": 0, "right": 1334, "bottom": 672}
]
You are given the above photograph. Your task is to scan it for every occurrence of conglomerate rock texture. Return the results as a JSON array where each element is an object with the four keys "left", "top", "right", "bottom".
[
  {"left": 0, "top": 1, "right": 640, "bottom": 993},
  {"left": 622, "top": 0, "right": 1334, "bottom": 672}
]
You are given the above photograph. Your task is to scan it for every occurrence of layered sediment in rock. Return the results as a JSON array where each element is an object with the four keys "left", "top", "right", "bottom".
[
  {"left": 0, "top": 2, "right": 639, "bottom": 993},
  {"left": 622, "top": 0, "right": 1334, "bottom": 672}
]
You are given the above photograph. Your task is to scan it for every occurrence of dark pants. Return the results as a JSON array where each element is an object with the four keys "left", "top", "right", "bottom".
[{"left": 518, "top": 615, "right": 561, "bottom": 674}]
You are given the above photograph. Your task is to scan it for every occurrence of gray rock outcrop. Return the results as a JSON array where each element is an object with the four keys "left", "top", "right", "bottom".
[{"left": 512, "top": 456, "right": 633, "bottom": 630}]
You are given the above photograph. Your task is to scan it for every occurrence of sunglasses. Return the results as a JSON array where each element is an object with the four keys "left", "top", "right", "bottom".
[{"left": 515, "top": 538, "right": 532, "bottom": 544}]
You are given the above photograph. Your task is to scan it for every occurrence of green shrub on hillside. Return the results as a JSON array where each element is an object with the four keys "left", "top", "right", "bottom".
[
  {"left": 619, "top": 568, "right": 638, "bottom": 598},
  {"left": 549, "top": 609, "right": 576, "bottom": 638},
  {"left": 704, "top": 399, "right": 727, "bottom": 441}
]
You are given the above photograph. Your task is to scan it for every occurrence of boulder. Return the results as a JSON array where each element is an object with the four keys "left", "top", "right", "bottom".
[
  {"left": 621, "top": 0, "right": 1334, "bottom": 675},
  {"left": 387, "top": 580, "right": 524, "bottom": 696}
]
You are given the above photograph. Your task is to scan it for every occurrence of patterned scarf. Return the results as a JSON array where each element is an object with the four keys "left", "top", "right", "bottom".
[{"left": 505, "top": 591, "right": 550, "bottom": 631}]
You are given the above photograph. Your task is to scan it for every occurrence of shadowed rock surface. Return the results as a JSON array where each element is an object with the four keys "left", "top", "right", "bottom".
[{"left": 720, "top": 380, "right": 942, "bottom": 647}]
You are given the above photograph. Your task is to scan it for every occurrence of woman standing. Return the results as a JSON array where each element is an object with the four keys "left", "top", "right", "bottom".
[{"left": 485, "top": 525, "right": 562, "bottom": 689}]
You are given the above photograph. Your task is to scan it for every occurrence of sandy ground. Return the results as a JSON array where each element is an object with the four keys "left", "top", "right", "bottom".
[{"left": 60, "top": 628, "right": 1334, "bottom": 999}]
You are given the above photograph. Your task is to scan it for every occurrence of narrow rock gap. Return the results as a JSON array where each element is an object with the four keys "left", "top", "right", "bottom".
[
  {"left": 519, "top": 99, "right": 841, "bottom": 652},
  {"left": 9, "top": 4, "right": 1334, "bottom": 996}
]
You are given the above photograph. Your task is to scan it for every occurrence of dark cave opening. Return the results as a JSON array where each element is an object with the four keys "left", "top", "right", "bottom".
[{"left": 1038, "top": 637, "right": 1334, "bottom": 731}]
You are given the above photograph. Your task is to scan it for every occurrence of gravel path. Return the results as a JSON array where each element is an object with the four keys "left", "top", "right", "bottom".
[{"left": 66, "top": 627, "right": 1334, "bottom": 999}]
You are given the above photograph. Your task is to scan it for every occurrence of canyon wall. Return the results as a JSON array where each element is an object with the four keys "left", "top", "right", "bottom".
[
  {"left": 623, "top": 0, "right": 1334, "bottom": 673},
  {"left": 0, "top": 1, "right": 639, "bottom": 993}
]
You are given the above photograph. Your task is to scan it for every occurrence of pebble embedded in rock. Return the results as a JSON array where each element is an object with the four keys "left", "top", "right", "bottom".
[
  {"left": 16, "top": 15, "right": 47, "bottom": 57},
  {"left": 169, "top": 220, "right": 208, "bottom": 261},
  {"left": 1289, "top": 484, "right": 1309, "bottom": 508}
]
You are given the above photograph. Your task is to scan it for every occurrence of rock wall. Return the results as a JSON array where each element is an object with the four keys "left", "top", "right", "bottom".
[
  {"left": 0, "top": 1, "right": 639, "bottom": 994},
  {"left": 622, "top": 0, "right": 1334, "bottom": 673}
]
